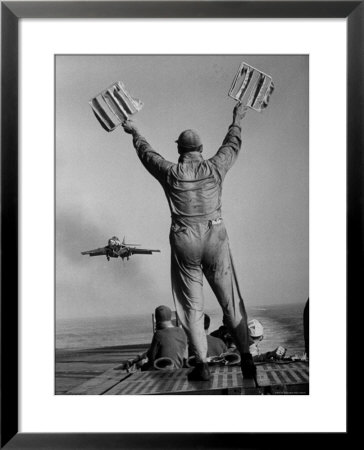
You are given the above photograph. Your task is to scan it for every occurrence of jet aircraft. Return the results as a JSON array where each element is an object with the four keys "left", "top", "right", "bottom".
[{"left": 81, "top": 236, "right": 160, "bottom": 261}]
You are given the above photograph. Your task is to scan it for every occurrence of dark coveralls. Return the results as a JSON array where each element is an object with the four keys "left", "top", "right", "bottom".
[
  {"left": 146, "top": 327, "right": 187, "bottom": 369},
  {"left": 132, "top": 123, "right": 250, "bottom": 362}
]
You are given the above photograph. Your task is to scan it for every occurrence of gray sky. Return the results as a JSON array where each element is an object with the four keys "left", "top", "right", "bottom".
[{"left": 56, "top": 55, "right": 308, "bottom": 320}]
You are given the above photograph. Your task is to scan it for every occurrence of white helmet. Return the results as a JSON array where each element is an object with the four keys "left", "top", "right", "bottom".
[{"left": 248, "top": 319, "right": 264, "bottom": 338}]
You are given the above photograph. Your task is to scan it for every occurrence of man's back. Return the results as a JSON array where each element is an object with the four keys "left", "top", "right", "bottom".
[
  {"left": 130, "top": 121, "right": 242, "bottom": 223},
  {"left": 207, "top": 335, "right": 228, "bottom": 357},
  {"left": 147, "top": 327, "right": 187, "bottom": 369},
  {"left": 166, "top": 152, "right": 222, "bottom": 219}
]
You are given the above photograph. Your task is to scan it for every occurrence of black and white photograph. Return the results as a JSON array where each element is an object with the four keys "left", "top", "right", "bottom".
[{"left": 55, "top": 54, "right": 309, "bottom": 396}]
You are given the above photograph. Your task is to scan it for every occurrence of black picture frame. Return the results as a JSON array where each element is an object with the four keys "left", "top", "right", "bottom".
[{"left": 1, "top": 1, "right": 359, "bottom": 448}]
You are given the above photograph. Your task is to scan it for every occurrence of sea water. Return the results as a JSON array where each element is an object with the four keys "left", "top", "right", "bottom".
[{"left": 56, "top": 302, "right": 306, "bottom": 356}]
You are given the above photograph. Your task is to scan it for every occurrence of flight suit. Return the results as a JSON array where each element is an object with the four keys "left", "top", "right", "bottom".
[{"left": 131, "top": 123, "right": 250, "bottom": 362}]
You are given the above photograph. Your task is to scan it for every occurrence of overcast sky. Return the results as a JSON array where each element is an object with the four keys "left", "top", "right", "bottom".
[{"left": 56, "top": 55, "right": 308, "bottom": 320}]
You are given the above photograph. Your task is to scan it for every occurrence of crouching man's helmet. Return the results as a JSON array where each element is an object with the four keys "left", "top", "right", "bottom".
[{"left": 175, "top": 129, "right": 203, "bottom": 153}]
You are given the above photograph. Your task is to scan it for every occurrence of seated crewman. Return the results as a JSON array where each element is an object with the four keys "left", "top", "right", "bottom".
[
  {"left": 210, "top": 324, "right": 236, "bottom": 350},
  {"left": 248, "top": 319, "right": 286, "bottom": 362},
  {"left": 204, "top": 314, "right": 228, "bottom": 357},
  {"left": 143, "top": 305, "right": 187, "bottom": 370}
]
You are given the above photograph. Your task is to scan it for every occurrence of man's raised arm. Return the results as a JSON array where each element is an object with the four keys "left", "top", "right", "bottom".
[
  {"left": 209, "top": 103, "right": 248, "bottom": 181},
  {"left": 122, "top": 120, "right": 173, "bottom": 185}
]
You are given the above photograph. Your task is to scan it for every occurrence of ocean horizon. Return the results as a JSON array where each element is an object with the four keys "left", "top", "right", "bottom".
[{"left": 56, "top": 302, "right": 307, "bottom": 357}]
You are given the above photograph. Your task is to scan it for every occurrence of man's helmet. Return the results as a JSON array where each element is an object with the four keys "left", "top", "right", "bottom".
[
  {"left": 248, "top": 319, "right": 264, "bottom": 338},
  {"left": 175, "top": 129, "right": 202, "bottom": 150}
]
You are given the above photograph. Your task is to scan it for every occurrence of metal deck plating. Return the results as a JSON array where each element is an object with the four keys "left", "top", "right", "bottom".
[{"left": 67, "top": 361, "right": 309, "bottom": 395}]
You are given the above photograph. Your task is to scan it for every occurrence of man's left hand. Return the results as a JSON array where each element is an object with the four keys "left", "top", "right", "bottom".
[{"left": 233, "top": 102, "right": 248, "bottom": 122}]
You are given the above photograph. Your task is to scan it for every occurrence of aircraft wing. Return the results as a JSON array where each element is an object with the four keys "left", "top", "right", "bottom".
[
  {"left": 81, "top": 246, "right": 108, "bottom": 257},
  {"left": 129, "top": 248, "right": 161, "bottom": 255}
]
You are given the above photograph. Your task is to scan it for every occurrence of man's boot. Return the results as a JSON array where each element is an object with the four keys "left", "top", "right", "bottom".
[
  {"left": 241, "top": 353, "right": 256, "bottom": 379},
  {"left": 187, "top": 362, "right": 211, "bottom": 381}
]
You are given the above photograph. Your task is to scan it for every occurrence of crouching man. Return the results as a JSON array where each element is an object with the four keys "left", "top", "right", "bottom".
[{"left": 142, "top": 305, "right": 187, "bottom": 370}]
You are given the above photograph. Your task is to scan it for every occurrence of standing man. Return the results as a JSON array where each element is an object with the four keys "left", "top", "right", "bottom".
[{"left": 122, "top": 102, "right": 256, "bottom": 381}]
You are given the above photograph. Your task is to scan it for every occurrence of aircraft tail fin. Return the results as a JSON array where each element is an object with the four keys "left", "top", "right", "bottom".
[{"left": 122, "top": 235, "right": 140, "bottom": 246}]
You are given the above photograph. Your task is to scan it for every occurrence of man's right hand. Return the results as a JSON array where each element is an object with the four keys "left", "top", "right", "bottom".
[
  {"left": 233, "top": 102, "right": 248, "bottom": 122},
  {"left": 122, "top": 120, "right": 138, "bottom": 135}
]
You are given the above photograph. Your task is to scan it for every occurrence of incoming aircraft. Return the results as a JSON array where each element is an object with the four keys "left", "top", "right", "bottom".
[{"left": 81, "top": 236, "right": 160, "bottom": 262}]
